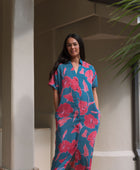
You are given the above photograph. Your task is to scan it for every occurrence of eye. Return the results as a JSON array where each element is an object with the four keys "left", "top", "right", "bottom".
[
  {"left": 73, "top": 43, "right": 78, "bottom": 46},
  {"left": 66, "top": 44, "right": 71, "bottom": 47}
]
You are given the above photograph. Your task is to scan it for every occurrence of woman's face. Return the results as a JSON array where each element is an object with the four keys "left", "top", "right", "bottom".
[{"left": 66, "top": 37, "right": 80, "bottom": 59}]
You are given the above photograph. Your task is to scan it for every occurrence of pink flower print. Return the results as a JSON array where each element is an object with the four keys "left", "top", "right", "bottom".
[
  {"left": 69, "top": 140, "right": 78, "bottom": 155},
  {"left": 57, "top": 103, "right": 73, "bottom": 118},
  {"left": 62, "top": 129, "right": 67, "bottom": 139},
  {"left": 79, "top": 68, "right": 84, "bottom": 74},
  {"left": 78, "top": 100, "right": 88, "bottom": 115},
  {"left": 87, "top": 131, "right": 97, "bottom": 147},
  {"left": 71, "top": 67, "right": 74, "bottom": 71},
  {"left": 48, "top": 74, "right": 55, "bottom": 86},
  {"left": 59, "top": 157, "right": 67, "bottom": 163},
  {"left": 63, "top": 92, "right": 74, "bottom": 102},
  {"left": 83, "top": 80, "right": 88, "bottom": 92},
  {"left": 85, "top": 70, "right": 93, "bottom": 84},
  {"left": 57, "top": 117, "right": 71, "bottom": 127},
  {"left": 75, "top": 164, "right": 86, "bottom": 170},
  {"left": 92, "top": 71, "right": 97, "bottom": 82},
  {"left": 62, "top": 76, "right": 72, "bottom": 88},
  {"left": 73, "top": 110, "right": 79, "bottom": 122},
  {"left": 71, "top": 77, "right": 82, "bottom": 96},
  {"left": 54, "top": 70, "right": 58, "bottom": 75},
  {"left": 75, "top": 149, "right": 81, "bottom": 163},
  {"left": 59, "top": 140, "right": 71, "bottom": 153},
  {"left": 63, "top": 67, "right": 67, "bottom": 76},
  {"left": 71, "top": 124, "right": 79, "bottom": 134},
  {"left": 82, "top": 129, "right": 88, "bottom": 138},
  {"left": 98, "top": 112, "right": 101, "bottom": 120},
  {"left": 83, "top": 144, "right": 89, "bottom": 157},
  {"left": 69, "top": 160, "right": 75, "bottom": 168},
  {"left": 91, "top": 110, "right": 98, "bottom": 114},
  {"left": 82, "top": 61, "right": 90, "bottom": 68},
  {"left": 78, "top": 122, "right": 83, "bottom": 129},
  {"left": 88, "top": 101, "right": 94, "bottom": 106},
  {"left": 84, "top": 114, "right": 98, "bottom": 128}
]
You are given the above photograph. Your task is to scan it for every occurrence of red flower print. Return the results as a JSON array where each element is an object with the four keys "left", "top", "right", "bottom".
[
  {"left": 59, "top": 157, "right": 67, "bottom": 163},
  {"left": 69, "top": 160, "right": 75, "bottom": 168},
  {"left": 48, "top": 74, "right": 55, "bottom": 86},
  {"left": 84, "top": 144, "right": 89, "bottom": 157},
  {"left": 71, "top": 124, "right": 79, "bottom": 134},
  {"left": 69, "top": 140, "right": 78, "bottom": 155},
  {"left": 71, "top": 77, "right": 82, "bottom": 96},
  {"left": 63, "top": 67, "right": 66, "bottom": 75},
  {"left": 75, "top": 164, "right": 86, "bottom": 170},
  {"left": 88, "top": 101, "right": 94, "bottom": 106},
  {"left": 83, "top": 80, "right": 88, "bottom": 92},
  {"left": 57, "top": 117, "right": 71, "bottom": 127},
  {"left": 79, "top": 68, "right": 84, "bottom": 74},
  {"left": 62, "top": 129, "right": 67, "bottom": 139},
  {"left": 54, "top": 70, "right": 58, "bottom": 75},
  {"left": 75, "top": 149, "right": 81, "bottom": 162},
  {"left": 59, "top": 140, "right": 71, "bottom": 153},
  {"left": 79, "top": 100, "right": 88, "bottom": 115},
  {"left": 73, "top": 110, "right": 79, "bottom": 122},
  {"left": 85, "top": 70, "right": 93, "bottom": 84},
  {"left": 57, "top": 103, "right": 73, "bottom": 118},
  {"left": 82, "top": 129, "right": 88, "bottom": 138},
  {"left": 63, "top": 92, "right": 74, "bottom": 102},
  {"left": 82, "top": 61, "right": 90, "bottom": 68},
  {"left": 98, "top": 112, "right": 101, "bottom": 120},
  {"left": 62, "top": 76, "right": 72, "bottom": 88},
  {"left": 87, "top": 131, "right": 97, "bottom": 147},
  {"left": 78, "top": 122, "right": 83, "bottom": 129},
  {"left": 71, "top": 67, "right": 74, "bottom": 71},
  {"left": 84, "top": 114, "right": 98, "bottom": 128},
  {"left": 91, "top": 110, "right": 98, "bottom": 114}
]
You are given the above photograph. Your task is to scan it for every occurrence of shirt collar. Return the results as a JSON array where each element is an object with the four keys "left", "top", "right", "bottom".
[{"left": 79, "top": 58, "right": 83, "bottom": 65}]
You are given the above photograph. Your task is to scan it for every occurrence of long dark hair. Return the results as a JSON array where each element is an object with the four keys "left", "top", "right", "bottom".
[{"left": 49, "top": 33, "right": 85, "bottom": 80}]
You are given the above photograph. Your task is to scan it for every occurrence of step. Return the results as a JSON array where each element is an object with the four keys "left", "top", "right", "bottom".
[{"left": 34, "top": 128, "right": 51, "bottom": 170}]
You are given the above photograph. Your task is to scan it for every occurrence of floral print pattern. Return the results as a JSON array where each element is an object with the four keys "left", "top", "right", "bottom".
[{"left": 49, "top": 59, "right": 100, "bottom": 170}]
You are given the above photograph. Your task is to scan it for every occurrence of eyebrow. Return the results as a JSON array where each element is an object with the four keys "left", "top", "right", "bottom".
[{"left": 66, "top": 42, "right": 78, "bottom": 45}]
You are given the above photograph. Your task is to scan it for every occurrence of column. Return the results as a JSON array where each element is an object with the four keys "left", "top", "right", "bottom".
[{"left": 2, "top": 0, "right": 34, "bottom": 170}]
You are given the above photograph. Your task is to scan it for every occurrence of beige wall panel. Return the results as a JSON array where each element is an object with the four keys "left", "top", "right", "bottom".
[
  {"left": 96, "top": 3, "right": 137, "bottom": 25},
  {"left": 35, "top": 31, "right": 54, "bottom": 128},
  {"left": 35, "top": 0, "right": 95, "bottom": 34},
  {"left": 85, "top": 39, "right": 132, "bottom": 152}
]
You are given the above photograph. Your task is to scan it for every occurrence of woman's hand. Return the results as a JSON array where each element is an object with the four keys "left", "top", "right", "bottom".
[
  {"left": 92, "top": 88, "right": 99, "bottom": 110},
  {"left": 53, "top": 88, "right": 60, "bottom": 112}
]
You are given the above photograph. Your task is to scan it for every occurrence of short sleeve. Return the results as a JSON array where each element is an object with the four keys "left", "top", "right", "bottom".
[
  {"left": 91, "top": 66, "right": 98, "bottom": 88},
  {"left": 48, "top": 69, "right": 59, "bottom": 90}
]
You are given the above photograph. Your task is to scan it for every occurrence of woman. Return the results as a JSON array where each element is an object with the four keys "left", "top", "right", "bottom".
[{"left": 48, "top": 33, "right": 100, "bottom": 170}]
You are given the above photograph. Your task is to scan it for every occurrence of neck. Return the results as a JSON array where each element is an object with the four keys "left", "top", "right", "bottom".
[{"left": 71, "top": 56, "right": 80, "bottom": 64}]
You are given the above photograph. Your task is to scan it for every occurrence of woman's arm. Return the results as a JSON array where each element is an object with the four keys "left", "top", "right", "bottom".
[
  {"left": 92, "top": 88, "right": 99, "bottom": 110},
  {"left": 53, "top": 88, "right": 60, "bottom": 112}
]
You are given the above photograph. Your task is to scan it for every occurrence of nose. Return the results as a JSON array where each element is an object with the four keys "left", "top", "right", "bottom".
[{"left": 71, "top": 44, "right": 74, "bottom": 49}]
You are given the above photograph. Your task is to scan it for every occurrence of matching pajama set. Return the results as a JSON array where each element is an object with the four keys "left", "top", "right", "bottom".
[{"left": 48, "top": 59, "right": 100, "bottom": 170}]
